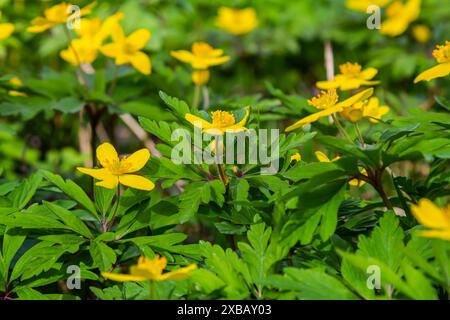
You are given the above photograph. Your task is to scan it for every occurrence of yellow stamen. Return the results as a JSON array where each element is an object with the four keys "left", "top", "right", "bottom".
[
  {"left": 339, "top": 62, "right": 362, "bottom": 76},
  {"left": 308, "top": 89, "right": 339, "bottom": 109},
  {"left": 432, "top": 41, "right": 450, "bottom": 63},
  {"left": 211, "top": 110, "right": 236, "bottom": 128}
]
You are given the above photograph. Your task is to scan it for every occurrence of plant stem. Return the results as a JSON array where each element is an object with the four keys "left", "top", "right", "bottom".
[
  {"left": 63, "top": 25, "right": 88, "bottom": 88},
  {"left": 332, "top": 114, "right": 353, "bottom": 143},
  {"left": 354, "top": 122, "right": 366, "bottom": 147},
  {"left": 106, "top": 186, "right": 121, "bottom": 231},
  {"left": 193, "top": 85, "right": 201, "bottom": 109},
  {"left": 202, "top": 85, "right": 209, "bottom": 110},
  {"left": 149, "top": 280, "right": 156, "bottom": 300}
]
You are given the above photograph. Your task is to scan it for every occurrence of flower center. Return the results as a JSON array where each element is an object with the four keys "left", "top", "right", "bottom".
[
  {"left": 432, "top": 41, "right": 450, "bottom": 63},
  {"left": 211, "top": 110, "right": 236, "bottom": 128},
  {"left": 105, "top": 157, "right": 132, "bottom": 175},
  {"left": 123, "top": 42, "right": 136, "bottom": 55},
  {"left": 308, "top": 89, "right": 339, "bottom": 109},
  {"left": 339, "top": 62, "right": 362, "bottom": 76},
  {"left": 192, "top": 42, "right": 214, "bottom": 58}
]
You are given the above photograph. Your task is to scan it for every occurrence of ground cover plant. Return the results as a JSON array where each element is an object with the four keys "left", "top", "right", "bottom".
[{"left": 0, "top": 0, "right": 449, "bottom": 301}]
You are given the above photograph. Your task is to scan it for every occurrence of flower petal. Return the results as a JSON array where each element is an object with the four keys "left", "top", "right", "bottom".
[
  {"left": 235, "top": 106, "right": 250, "bottom": 127},
  {"left": 77, "top": 167, "right": 112, "bottom": 180},
  {"left": 27, "top": 17, "right": 54, "bottom": 33},
  {"left": 100, "top": 43, "right": 120, "bottom": 58},
  {"left": 127, "top": 29, "right": 151, "bottom": 50},
  {"left": 159, "top": 264, "right": 197, "bottom": 281},
  {"left": 315, "top": 151, "right": 331, "bottom": 162},
  {"left": 316, "top": 80, "right": 340, "bottom": 89},
  {"left": 119, "top": 174, "right": 155, "bottom": 191},
  {"left": 285, "top": 104, "right": 343, "bottom": 132},
  {"left": 337, "top": 88, "right": 374, "bottom": 108},
  {"left": 360, "top": 67, "right": 378, "bottom": 80},
  {"left": 185, "top": 113, "right": 213, "bottom": 129},
  {"left": 96, "top": 176, "right": 119, "bottom": 189},
  {"left": 171, "top": 50, "right": 195, "bottom": 64},
  {"left": 0, "top": 23, "right": 15, "bottom": 40},
  {"left": 416, "top": 229, "right": 450, "bottom": 241},
  {"left": 102, "top": 272, "right": 147, "bottom": 282},
  {"left": 96, "top": 142, "right": 119, "bottom": 168},
  {"left": 129, "top": 51, "right": 152, "bottom": 75},
  {"left": 411, "top": 199, "right": 450, "bottom": 229},
  {"left": 121, "top": 148, "right": 150, "bottom": 173},
  {"left": 414, "top": 63, "right": 450, "bottom": 83}
]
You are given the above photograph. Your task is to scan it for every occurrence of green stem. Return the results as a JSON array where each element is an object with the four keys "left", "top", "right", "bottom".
[
  {"left": 62, "top": 25, "right": 88, "bottom": 88},
  {"left": 332, "top": 114, "right": 353, "bottom": 144},
  {"left": 193, "top": 85, "right": 201, "bottom": 109},
  {"left": 202, "top": 85, "right": 209, "bottom": 110},
  {"left": 149, "top": 280, "right": 156, "bottom": 300},
  {"left": 106, "top": 186, "right": 121, "bottom": 230},
  {"left": 354, "top": 122, "right": 366, "bottom": 147}
]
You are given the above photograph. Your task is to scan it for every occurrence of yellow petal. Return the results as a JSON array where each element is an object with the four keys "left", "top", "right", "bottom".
[
  {"left": 111, "top": 24, "right": 126, "bottom": 44},
  {"left": 119, "top": 174, "right": 155, "bottom": 191},
  {"left": 127, "top": 29, "right": 151, "bottom": 50},
  {"left": 339, "top": 79, "right": 364, "bottom": 91},
  {"left": 285, "top": 104, "right": 343, "bottom": 132},
  {"left": 96, "top": 176, "right": 119, "bottom": 189},
  {"left": 102, "top": 272, "right": 147, "bottom": 282},
  {"left": 80, "top": 1, "right": 97, "bottom": 16},
  {"left": 77, "top": 167, "right": 112, "bottom": 180},
  {"left": 100, "top": 43, "right": 120, "bottom": 58},
  {"left": 316, "top": 80, "right": 340, "bottom": 89},
  {"left": 129, "top": 51, "right": 152, "bottom": 75},
  {"left": 235, "top": 106, "right": 250, "bottom": 127},
  {"left": 411, "top": 199, "right": 450, "bottom": 229},
  {"left": 414, "top": 63, "right": 450, "bottom": 83},
  {"left": 185, "top": 113, "right": 213, "bottom": 129},
  {"left": 416, "top": 229, "right": 450, "bottom": 241},
  {"left": 360, "top": 67, "right": 378, "bottom": 80},
  {"left": 27, "top": 17, "right": 54, "bottom": 33},
  {"left": 171, "top": 50, "right": 195, "bottom": 64},
  {"left": 121, "top": 148, "right": 150, "bottom": 173},
  {"left": 315, "top": 151, "right": 331, "bottom": 162},
  {"left": 96, "top": 143, "right": 119, "bottom": 168},
  {"left": 159, "top": 264, "right": 197, "bottom": 281},
  {"left": 0, "top": 23, "right": 14, "bottom": 40},
  {"left": 337, "top": 88, "right": 374, "bottom": 108}
]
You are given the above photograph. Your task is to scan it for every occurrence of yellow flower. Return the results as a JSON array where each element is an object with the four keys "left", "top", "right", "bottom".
[
  {"left": 362, "top": 97, "right": 390, "bottom": 123},
  {"left": 100, "top": 25, "right": 152, "bottom": 75},
  {"left": 411, "top": 199, "right": 450, "bottom": 241},
  {"left": 346, "top": 0, "right": 391, "bottom": 12},
  {"left": 215, "top": 7, "right": 258, "bottom": 36},
  {"left": 192, "top": 69, "right": 210, "bottom": 86},
  {"left": 185, "top": 107, "right": 250, "bottom": 135},
  {"left": 77, "top": 142, "right": 154, "bottom": 190},
  {"left": 8, "top": 77, "right": 27, "bottom": 97},
  {"left": 0, "top": 22, "right": 14, "bottom": 40},
  {"left": 414, "top": 41, "right": 450, "bottom": 83},
  {"left": 317, "top": 62, "right": 380, "bottom": 91},
  {"left": 171, "top": 42, "right": 230, "bottom": 70},
  {"left": 75, "top": 12, "right": 124, "bottom": 48},
  {"left": 285, "top": 88, "right": 374, "bottom": 132},
  {"left": 27, "top": 2, "right": 96, "bottom": 33},
  {"left": 412, "top": 24, "right": 431, "bottom": 43},
  {"left": 380, "top": 0, "right": 420, "bottom": 37},
  {"left": 60, "top": 38, "right": 98, "bottom": 65},
  {"left": 315, "top": 151, "right": 366, "bottom": 186},
  {"left": 102, "top": 255, "right": 197, "bottom": 282},
  {"left": 340, "top": 102, "right": 365, "bottom": 123},
  {"left": 290, "top": 153, "right": 302, "bottom": 162}
]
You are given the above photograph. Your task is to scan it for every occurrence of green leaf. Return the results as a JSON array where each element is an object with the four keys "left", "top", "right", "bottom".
[
  {"left": 89, "top": 241, "right": 117, "bottom": 272},
  {"left": 1, "top": 228, "right": 26, "bottom": 284},
  {"left": 8, "top": 174, "right": 43, "bottom": 209},
  {"left": 319, "top": 185, "right": 345, "bottom": 241}
]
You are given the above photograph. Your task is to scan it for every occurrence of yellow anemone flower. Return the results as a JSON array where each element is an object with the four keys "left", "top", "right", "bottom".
[
  {"left": 362, "top": 97, "right": 390, "bottom": 123},
  {"left": 100, "top": 25, "right": 152, "bottom": 75},
  {"left": 411, "top": 199, "right": 450, "bottom": 241},
  {"left": 412, "top": 24, "right": 431, "bottom": 43},
  {"left": 290, "top": 153, "right": 302, "bottom": 163},
  {"left": 317, "top": 62, "right": 380, "bottom": 91},
  {"left": 171, "top": 42, "right": 230, "bottom": 70},
  {"left": 346, "top": 0, "right": 391, "bottom": 12},
  {"left": 192, "top": 69, "right": 210, "bottom": 86},
  {"left": 414, "top": 41, "right": 450, "bottom": 83},
  {"left": 102, "top": 255, "right": 197, "bottom": 282},
  {"left": 77, "top": 142, "right": 154, "bottom": 190},
  {"left": 380, "top": 0, "right": 420, "bottom": 37},
  {"left": 8, "top": 77, "right": 27, "bottom": 97},
  {"left": 0, "top": 22, "right": 14, "bottom": 40},
  {"left": 185, "top": 107, "right": 250, "bottom": 135},
  {"left": 60, "top": 38, "right": 98, "bottom": 65},
  {"left": 27, "top": 2, "right": 96, "bottom": 33},
  {"left": 75, "top": 12, "right": 124, "bottom": 48},
  {"left": 285, "top": 88, "right": 374, "bottom": 132},
  {"left": 315, "top": 151, "right": 367, "bottom": 186},
  {"left": 215, "top": 7, "right": 258, "bottom": 36}
]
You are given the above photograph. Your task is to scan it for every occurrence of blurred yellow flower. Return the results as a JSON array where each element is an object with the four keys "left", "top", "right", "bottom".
[
  {"left": 0, "top": 22, "right": 14, "bottom": 40},
  {"left": 192, "top": 69, "right": 210, "bottom": 86},
  {"left": 77, "top": 142, "right": 154, "bottom": 190},
  {"left": 285, "top": 88, "right": 373, "bottom": 131},
  {"left": 380, "top": 0, "right": 420, "bottom": 37},
  {"left": 185, "top": 107, "right": 250, "bottom": 135},
  {"left": 8, "top": 77, "right": 27, "bottom": 97},
  {"left": 27, "top": 2, "right": 96, "bottom": 33},
  {"left": 215, "top": 7, "right": 258, "bottom": 35},
  {"left": 315, "top": 151, "right": 366, "bottom": 186},
  {"left": 412, "top": 24, "right": 431, "bottom": 43},
  {"left": 411, "top": 199, "right": 450, "bottom": 241},
  {"left": 346, "top": 0, "right": 391, "bottom": 12},
  {"left": 75, "top": 12, "right": 124, "bottom": 48},
  {"left": 171, "top": 42, "right": 230, "bottom": 70},
  {"left": 60, "top": 38, "right": 98, "bottom": 65},
  {"left": 102, "top": 255, "right": 197, "bottom": 282},
  {"left": 290, "top": 153, "right": 302, "bottom": 162},
  {"left": 101, "top": 25, "right": 152, "bottom": 75},
  {"left": 362, "top": 97, "right": 390, "bottom": 123},
  {"left": 317, "top": 62, "right": 380, "bottom": 91},
  {"left": 414, "top": 41, "right": 450, "bottom": 83}
]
